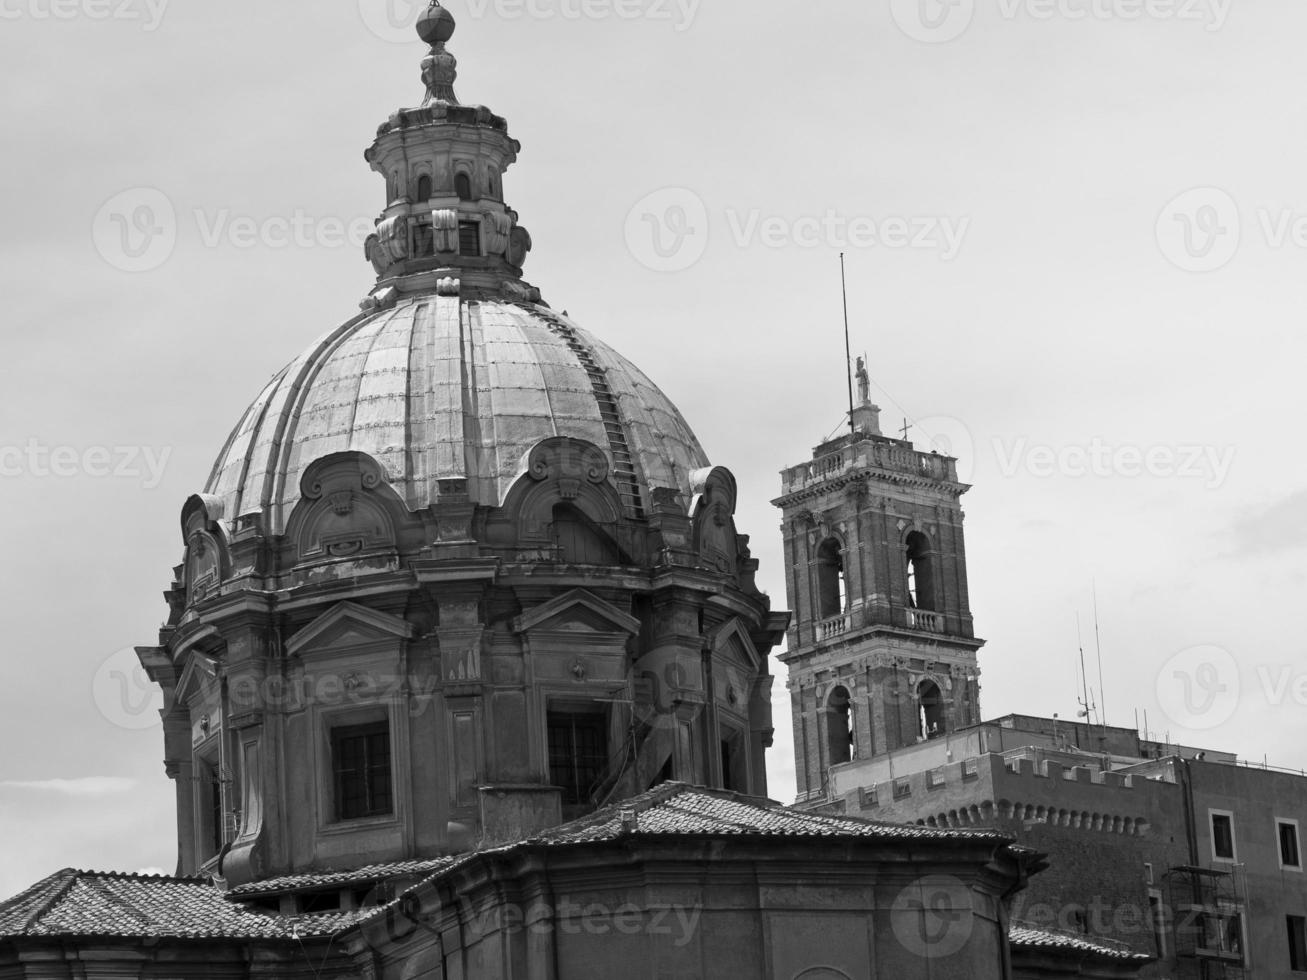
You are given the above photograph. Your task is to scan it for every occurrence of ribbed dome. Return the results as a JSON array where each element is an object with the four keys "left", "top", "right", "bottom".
[{"left": 204, "top": 296, "right": 710, "bottom": 533}]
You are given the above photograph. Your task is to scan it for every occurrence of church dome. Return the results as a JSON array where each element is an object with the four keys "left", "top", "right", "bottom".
[{"left": 204, "top": 294, "right": 709, "bottom": 534}]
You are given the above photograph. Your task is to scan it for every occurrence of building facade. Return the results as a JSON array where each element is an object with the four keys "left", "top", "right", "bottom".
[
  {"left": 773, "top": 366, "right": 983, "bottom": 806},
  {"left": 0, "top": 4, "right": 1144, "bottom": 979},
  {"left": 777, "top": 408, "right": 1307, "bottom": 977}
]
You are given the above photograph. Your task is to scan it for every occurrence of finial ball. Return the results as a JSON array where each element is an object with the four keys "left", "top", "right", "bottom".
[{"left": 417, "top": 2, "right": 456, "bottom": 44}]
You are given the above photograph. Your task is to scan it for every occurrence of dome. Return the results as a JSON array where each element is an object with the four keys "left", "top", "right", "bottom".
[{"left": 204, "top": 295, "right": 710, "bottom": 533}]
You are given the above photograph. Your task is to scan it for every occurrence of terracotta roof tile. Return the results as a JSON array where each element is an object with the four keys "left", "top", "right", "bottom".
[
  {"left": 226, "top": 858, "right": 456, "bottom": 898},
  {"left": 0, "top": 787, "right": 1018, "bottom": 943},
  {"left": 530, "top": 783, "right": 1011, "bottom": 845},
  {"left": 0, "top": 870, "right": 359, "bottom": 941},
  {"left": 1009, "top": 925, "right": 1153, "bottom": 962}
]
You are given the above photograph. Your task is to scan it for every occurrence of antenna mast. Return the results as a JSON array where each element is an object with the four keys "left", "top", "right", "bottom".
[
  {"left": 840, "top": 253, "right": 855, "bottom": 436},
  {"left": 1076, "top": 613, "right": 1097, "bottom": 726},
  {"left": 1093, "top": 581, "right": 1107, "bottom": 727}
]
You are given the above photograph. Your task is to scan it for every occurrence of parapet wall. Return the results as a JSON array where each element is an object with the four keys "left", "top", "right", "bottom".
[{"left": 841, "top": 753, "right": 1182, "bottom": 836}]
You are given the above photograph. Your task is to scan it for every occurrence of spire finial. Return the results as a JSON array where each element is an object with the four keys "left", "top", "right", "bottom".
[{"left": 418, "top": 2, "right": 459, "bottom": 105}]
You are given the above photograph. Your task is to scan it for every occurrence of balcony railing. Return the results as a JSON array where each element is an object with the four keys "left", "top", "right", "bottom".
[
  {"left": 779, "top": 438, "right": 960, "bottom": 495},
  {"left": 906, "top": 608, "right": 943, "bottom": 633},
  {"left": 817, "top": 613, "right": 853, "bottom": 642}
]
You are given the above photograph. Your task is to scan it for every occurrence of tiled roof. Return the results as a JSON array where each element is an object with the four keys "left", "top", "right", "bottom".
[
  {"left": 0, "top": 786, "right": 1020, "bottom": 944},
  {"left": 227, "top": 857, "right": 456, "bottom": 898},
  {"left": 0, "top": 870, "right": 359, "bottom": 941},
  {"left": 528, "top": 783, "right": 1013, "bottom": 845},
  {"left": 1009, "top": 926, "right": 1153, "bottom": 962}
]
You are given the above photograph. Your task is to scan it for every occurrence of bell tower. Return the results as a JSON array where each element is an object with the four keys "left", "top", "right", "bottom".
[{"left": 773, "top": 360, "right": 984, "bottom": 806}]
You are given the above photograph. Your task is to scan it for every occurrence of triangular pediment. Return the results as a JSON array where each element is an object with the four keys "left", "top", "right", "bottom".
[
  {"left": 286, "top": 601, "right": 415, "bottom": 657},
  {"left": 514, "top": 589, "right": 640, "bottom": 636},
  {"left": 706, "top": 617, "right": 763, "bottom": 671}
]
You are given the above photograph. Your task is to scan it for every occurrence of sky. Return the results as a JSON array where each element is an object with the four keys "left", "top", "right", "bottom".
[{"left": 1, "top": 0, "right": 1305, "bottom": 901}]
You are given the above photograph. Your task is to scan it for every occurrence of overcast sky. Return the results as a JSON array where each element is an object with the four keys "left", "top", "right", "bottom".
[{"left": 1, "top": 0, "right": 1305, "bottom": 900}]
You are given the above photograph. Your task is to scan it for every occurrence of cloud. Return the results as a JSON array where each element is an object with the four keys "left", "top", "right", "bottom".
[
  {"left": 0, "top": 778, "right": 136, "bottom": 797},
  {"left": 1227, "top": 490, "right": 1307, "bottom": 557}
]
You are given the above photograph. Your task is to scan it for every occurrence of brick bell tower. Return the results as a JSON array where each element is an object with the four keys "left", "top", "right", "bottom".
[{"left": 773, "top": 359, "right": 984, "bottom": 806}]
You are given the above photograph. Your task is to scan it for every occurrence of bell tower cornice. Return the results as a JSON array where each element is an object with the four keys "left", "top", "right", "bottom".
[{"left": 362, "top": 2, "right": 539, "bottom": 304}]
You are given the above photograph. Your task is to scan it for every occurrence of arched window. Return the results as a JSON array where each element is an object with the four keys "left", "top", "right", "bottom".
[
  {"left": 906, "top": 531, "right": 935, "bottom": 611},
  {"left": 455, "top": 172, "right": 473, "bottom": 201},
  {"left": 918, "top": 680, "right": 945, "bottom": 741},
  {"left": 816, "top": 538, "right": 847, "bottom": 619},
  {"left": 415, "top": 174, "right": 433, "bottom": 202},
  {"left": 826, "top": 686, "right": 854, "bottom": 765}
]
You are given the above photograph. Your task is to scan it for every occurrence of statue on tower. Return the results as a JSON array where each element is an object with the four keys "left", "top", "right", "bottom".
[{"left": 856, "top": 356, "right": 871, "bottom": 406}]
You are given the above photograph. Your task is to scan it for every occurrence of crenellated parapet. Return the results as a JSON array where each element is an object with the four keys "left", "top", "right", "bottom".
[{"left": 838, "top": 752, "right": 1181, "bottom": 841}]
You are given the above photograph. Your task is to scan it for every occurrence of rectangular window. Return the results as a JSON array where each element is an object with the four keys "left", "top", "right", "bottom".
[
  {"left": 1281, "top": 820, "right": 1303, "bottom": 870},
  {"left": 458, "top": 221, "right": 481, "bottom": 256},
  {"left": 1201, "top": 908, "right": 1245, "bottom": 964},
  {"left": 547, "top": 709, "right": 607, "bottom": 807},
  {"left": 332, "top": 722, "right": 393, "bottom": 821},
  {"left": 1289, "top": 915, "right": 1307, "bottom": 972},
  {"left": 1211, "top": 811, "right": 1236, "bottom": 861}
]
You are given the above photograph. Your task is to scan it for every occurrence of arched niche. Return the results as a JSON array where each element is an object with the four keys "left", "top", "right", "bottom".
[
  {"left": 285, "top": 452, "right": 404, "bottom": 565},
  {"left": 179, "top": 494, "right": 232, "bottom": 606},
  {"left": 501, "top": 438, "right": 626, "bottom": 561}
]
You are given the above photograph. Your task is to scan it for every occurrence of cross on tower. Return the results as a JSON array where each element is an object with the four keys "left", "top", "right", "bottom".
[{"left": 900, "top": 419, "right": 912, "bottom": 441}]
